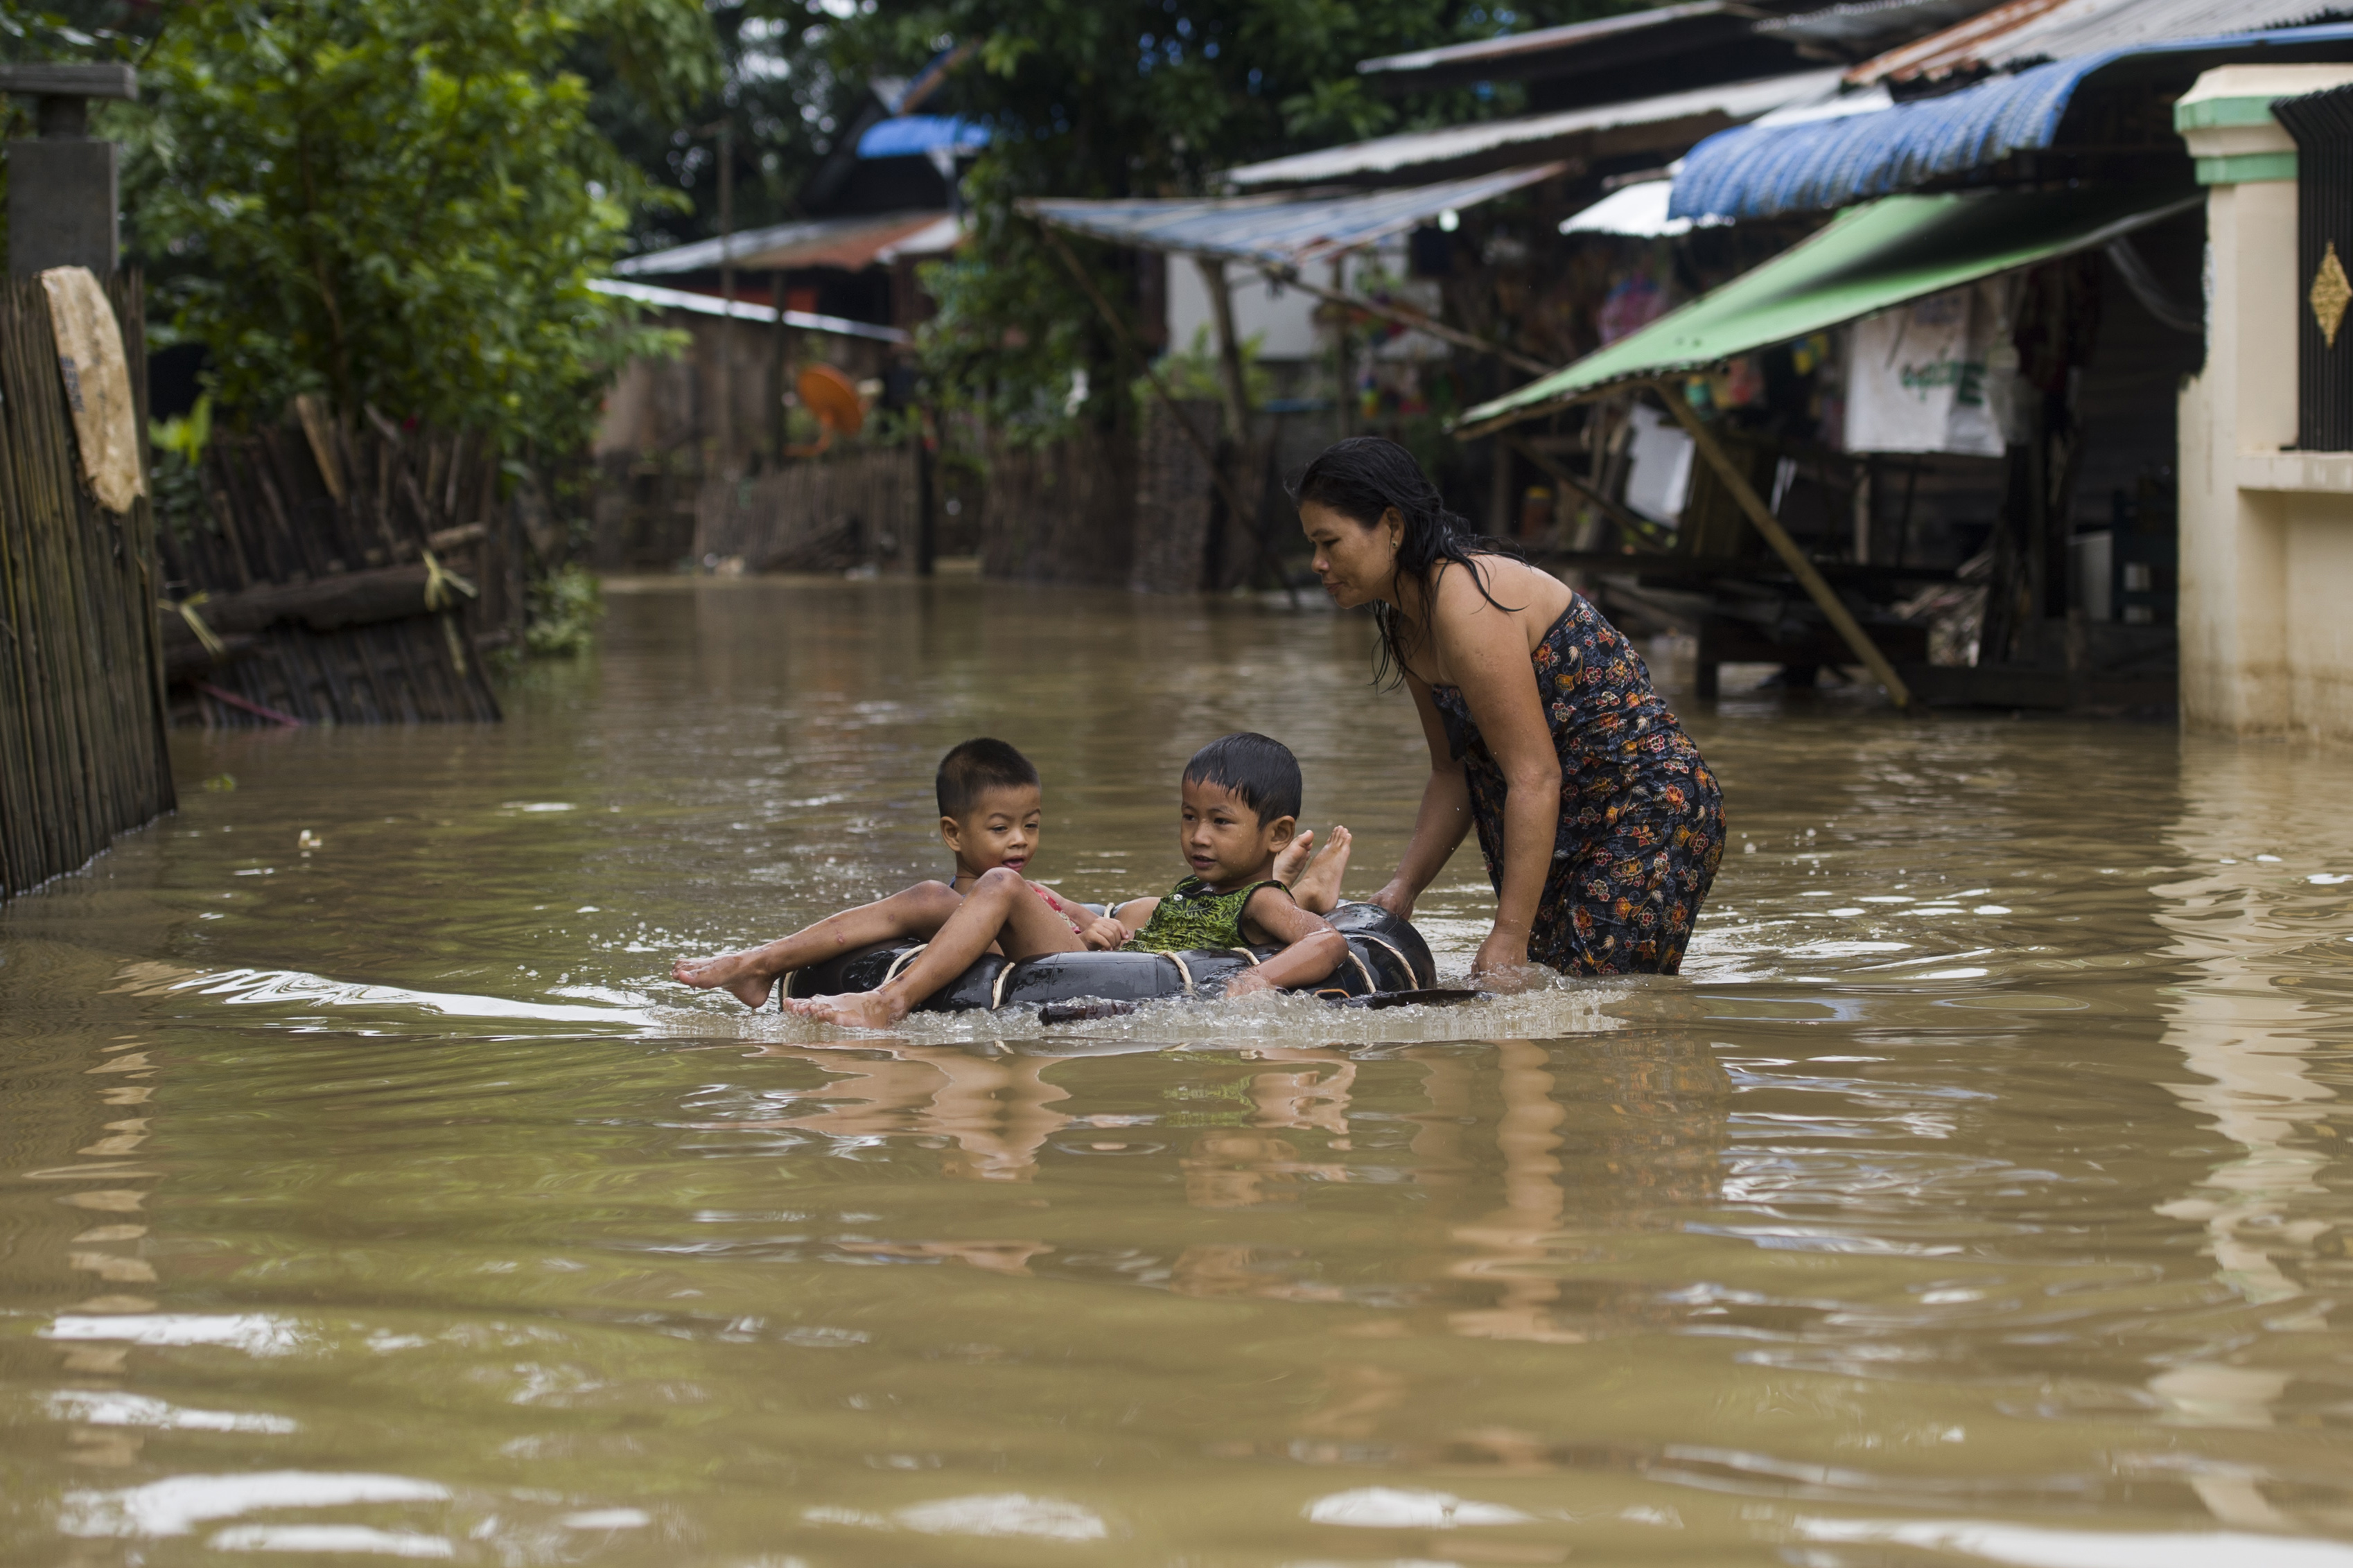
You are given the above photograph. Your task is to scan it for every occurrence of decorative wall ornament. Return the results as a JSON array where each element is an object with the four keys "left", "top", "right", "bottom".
[{"left": 2311, "top": 239, "right": 2351, "bottom": 349}]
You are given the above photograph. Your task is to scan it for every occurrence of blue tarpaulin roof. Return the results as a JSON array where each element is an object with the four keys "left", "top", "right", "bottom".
[
  {"left": 1670, "top": 21, "right": 2353, "bottom": 220},
  {"left": 1020, "top": 165, "right": 1562, "bottom": 269},
  {"left": 857, "top": 114, "right": 989, "bottom": 159}
]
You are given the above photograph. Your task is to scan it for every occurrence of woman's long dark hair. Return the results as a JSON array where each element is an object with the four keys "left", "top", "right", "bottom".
[{"left": 1291, "top": 436, "right": 1523, "bottom": 688}]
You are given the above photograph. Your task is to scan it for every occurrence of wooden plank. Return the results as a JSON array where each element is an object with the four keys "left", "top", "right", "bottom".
[{"left": 1657, "top": 387, "right": 1921, "bottom": 714}]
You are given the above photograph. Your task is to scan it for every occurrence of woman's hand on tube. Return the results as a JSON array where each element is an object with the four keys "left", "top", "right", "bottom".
[
  {"left": 1471, "top": 927, "right": 1546, "bottom": 992},
  {"left": 1367, "top": 880, "right": 1416, "bottom": 922}
]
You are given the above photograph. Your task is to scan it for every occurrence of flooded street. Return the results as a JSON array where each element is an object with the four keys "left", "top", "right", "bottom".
[{"left": 6, "top": 576, "right": 2352, "bottom": 1566}]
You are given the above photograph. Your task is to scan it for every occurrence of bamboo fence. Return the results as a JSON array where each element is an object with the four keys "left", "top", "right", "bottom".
[
  {"left": 692, "top": 445, "right": 920, "bottom": 574},
  {"left": 155, "top": 412, "right": 512, "bottom": 727},
  {"left": 0, "top": 270, "right": 176, "bottom": 901}
]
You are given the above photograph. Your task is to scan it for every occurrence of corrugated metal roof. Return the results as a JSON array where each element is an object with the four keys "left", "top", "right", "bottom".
[
  {"left": 1356, "top": 4, "right": 1748, "bottom": 80},
  {"left": 1981, "top": 0, "right": 2353, "bottom": 67},
  {"left": 1221, "top": 69, "right": 1843, "bottom": 188},
  {"left": 1762, "top": 0, "right": 2016, "bottom": 51},
  {"left": 1021, "top": 166, "right": 1562, "bottom": 268},
  {"left": 1672, "top": 21, "right": 2353, "bottom": 218},
  {"left": 615, "top": 211, "right": 945, "bottom": 276},
  {"left": 871, "top": 213, "right": 965, "bottom": 262},
  {"left": 1855, "top": 0, "right": 2353, "bottom": 82},
  {"left": 1851, "top": 0, "right": 2073, "bottom": 80},
  {"left": 587, "top": 280, "right": 909, "bottom": 343}
]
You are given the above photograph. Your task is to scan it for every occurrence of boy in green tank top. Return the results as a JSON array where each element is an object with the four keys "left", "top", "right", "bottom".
[
  {"left": 785, "top": 733, "right": 1347, "bottom": 1029},
  {"left": 674, "top": 737, "right": 1120, "bottom": 1008}
]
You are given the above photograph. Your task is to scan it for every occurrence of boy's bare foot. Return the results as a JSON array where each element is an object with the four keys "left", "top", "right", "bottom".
[
  {"left": 1272, "top": 827, "right": 1317, "bottom": 889},
  {"left": 1286, "top": 825, "right": 1354, "bottom": 914},
  {"left": 673, "top": 950, "right": 779, "bottom": 1010},
  {"left": 782, "top": 987, "right": 911, "bottom": 1030}
]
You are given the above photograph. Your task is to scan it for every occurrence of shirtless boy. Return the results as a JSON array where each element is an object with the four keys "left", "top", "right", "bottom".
[
  {"left": 676, "top": 736, "right": 1352, "bottom": 1010},
  {"left": 785, "top": 732, "right": 1348, "bottom": 1030}
]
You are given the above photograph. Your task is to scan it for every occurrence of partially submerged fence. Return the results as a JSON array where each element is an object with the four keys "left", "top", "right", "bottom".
[
  {"left": 0, "top": 270, "right": 175, "bottom": 901},
  {"left": 693, "top": 446, "right": 920, "bottom": 574},
  {"left": 156, "top": 415, "right": 512, "bottom": 726}
]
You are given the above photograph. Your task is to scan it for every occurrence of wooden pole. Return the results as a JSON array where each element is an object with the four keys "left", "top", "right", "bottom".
[
  {"left": 1261, "top": 262, "right": 1553, "bottom": 376},
  {"left": 1656, "top": 387, "right": 1919, "bottom": 714},
  {"left": 769, "top": 268, "right": 789, "bottom": 466},
  {"left": 715, "top": 123, "right": 734, "bottom": 473},
  {"left": 1503, "top": 435, "right": 1669, "bottom": 552},
  {"left": 1038, "top": 222, "right": 1296, "bottom": 604},
  {"left": 1196, "top": 256, "right": 1250, "bottom": 443},
  {"left": 1329, "top": 254, "right": 1351, "bottom": 439}
]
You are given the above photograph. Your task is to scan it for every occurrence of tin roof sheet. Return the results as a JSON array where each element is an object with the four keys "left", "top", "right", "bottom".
[
  {"left": 1022, "top": 166, "right": 1562, "bottom": 268},
  {"left": 1221, "top": 69, "right": 1844, "bottom": 188},
  {"left": 588, "top": 280, "right": 909, "bottom": 342},
  {"left": 615, "top": 211, "right": 945, "bottom": 276},
  {"left": 1672, "top": 20, "right": 2353, "bottom": 218},
  {"left": 1855, "top": 0, "right": 2353, "bottom": 82},
  {"left": 1355, "top": 5, "right": 1751, "bottom": 82}
]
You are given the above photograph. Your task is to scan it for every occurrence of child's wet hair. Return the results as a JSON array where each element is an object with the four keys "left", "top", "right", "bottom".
[
  {"left": 1182, "top": 732, "right": 1302, "bottom": 827},
  {"left": 936, "top": 738, "right": 1040, "bottom": 818}
]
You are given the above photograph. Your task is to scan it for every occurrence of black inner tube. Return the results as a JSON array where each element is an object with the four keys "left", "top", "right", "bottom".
[{"left": 780, "top": 901, "right": 1436, "bottom": 1012}]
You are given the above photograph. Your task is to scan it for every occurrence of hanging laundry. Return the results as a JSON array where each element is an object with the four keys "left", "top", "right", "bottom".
[{"left": 1842, "top": 282, "right": 2007, "bottom": 457}]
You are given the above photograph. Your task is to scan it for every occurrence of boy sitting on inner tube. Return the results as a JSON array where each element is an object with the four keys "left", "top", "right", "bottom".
[
  {"left": 677, "top": 737, "right": 1353, "bottom": 1010},
  {"left": 783, "top": 733, "right": 1349, "bottom": 1030}
]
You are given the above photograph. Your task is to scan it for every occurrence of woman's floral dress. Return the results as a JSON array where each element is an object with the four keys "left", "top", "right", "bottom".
[{"left": 1428, "top": 592, "right": 1723, "bottom": 975}]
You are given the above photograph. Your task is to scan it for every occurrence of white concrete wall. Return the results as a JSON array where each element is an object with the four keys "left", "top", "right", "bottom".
[
  {"left": 1166, "top": 257, "right": 1322, "bottom": 360},
  {"left": 2177, "top": 69, "right": 2353, "bottom": 744}
]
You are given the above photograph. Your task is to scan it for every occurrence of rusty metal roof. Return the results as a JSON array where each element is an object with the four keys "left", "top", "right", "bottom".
[{"left": 1853, "top": 0, "right": 2353, "bottom": 82}]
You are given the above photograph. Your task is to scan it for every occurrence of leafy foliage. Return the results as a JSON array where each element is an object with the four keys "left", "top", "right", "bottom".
[
  {"left": 815, "top": 0, "right": 1630, "bottom": 441},
  {"left": 523, "top": 563, "right": 604, "bottom": 657},
  {"left": 126, "top": 0, "right": 717, "bottom": 457}
]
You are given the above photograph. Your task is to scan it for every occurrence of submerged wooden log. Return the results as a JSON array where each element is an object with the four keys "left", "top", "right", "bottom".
[{"left": 160, "top": 560, "right": 462, "bottom": 645}]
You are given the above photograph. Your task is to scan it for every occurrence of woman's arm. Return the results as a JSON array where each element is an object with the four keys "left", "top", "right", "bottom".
[
  {"left": 1427, "top": 571, "right": 1562, "bottom": 980},
  {"left": 1369, "top": 673, "right": 1475, "bottom": 922},
  {"left": 1225, "top": 892, "right": 1346, "bottom": 996}
]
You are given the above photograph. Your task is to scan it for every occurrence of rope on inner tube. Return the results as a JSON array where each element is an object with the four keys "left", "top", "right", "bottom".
[
  {"left": 1352, "top": 934, "right": 1416, "bottom": 991},
  {"left": 1342, "top": 946, "right": 1379, "bottom": 993},
  {"left": 1227, "top": 948, "right": 1260, "bottom": 964},
  {"left": 882, "top": 943, "right": 928, "bottom": 987},
  {"left": 1164, "top": 951, "right": 1196, "bottom": 997},
  {"left": 991, "top": 960, "right": 1018, "bottom": 1010}
]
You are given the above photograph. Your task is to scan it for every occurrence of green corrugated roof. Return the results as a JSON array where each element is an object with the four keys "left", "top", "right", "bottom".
[{"left": 1453, "top": 184, "right": 2197, "bottom": 437}]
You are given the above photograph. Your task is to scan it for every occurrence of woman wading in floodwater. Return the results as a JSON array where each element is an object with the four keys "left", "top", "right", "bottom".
[{"left": 1297, "top": 437, "right": 1723, "bottom": 983}]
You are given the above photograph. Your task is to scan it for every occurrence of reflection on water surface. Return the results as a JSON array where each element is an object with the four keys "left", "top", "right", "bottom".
[{"left": 4, "top": 577, "right": 2353, "bottom": 1565}]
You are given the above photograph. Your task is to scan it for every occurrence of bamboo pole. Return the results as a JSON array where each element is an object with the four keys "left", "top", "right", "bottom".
[
  {"left": 1656, "top": 387, "right": 1920, "bottom": 714},
  {"left": 1503, "top": 435, "right": 1670, "bottom": 553}
]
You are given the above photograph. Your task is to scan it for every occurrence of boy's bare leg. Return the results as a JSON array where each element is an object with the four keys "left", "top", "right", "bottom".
[
  {"left": 674, "top": 881, "right": 963, "bottom": 1009},
  {"left": 1281, "top": 825, "right": 1354, "bottom": 915},
  {"left": 786, "top": 867, "right": 1083, "bottom": 1029}
]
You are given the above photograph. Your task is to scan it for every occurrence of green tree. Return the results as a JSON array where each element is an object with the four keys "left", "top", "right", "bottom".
[
  {"left": 129, "top": 0, "right": 719, "bottom": 457},
  {"left": 823, "top": 0, "right": 1629, "bottom": 442}
]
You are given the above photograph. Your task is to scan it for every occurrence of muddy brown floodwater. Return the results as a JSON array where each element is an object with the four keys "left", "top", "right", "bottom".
[{"left": 4, "top": 576, "right": 2352, "bottom": 1567}]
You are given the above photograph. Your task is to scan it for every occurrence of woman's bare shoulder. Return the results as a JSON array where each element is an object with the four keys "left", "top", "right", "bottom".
[{"left": 1433, "top": 554, "right": 1573, "bottom": 619}]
